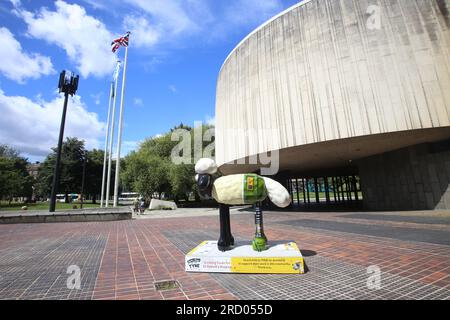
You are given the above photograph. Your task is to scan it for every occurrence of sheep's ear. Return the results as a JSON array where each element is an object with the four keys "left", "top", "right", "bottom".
[
  {"left": 262, "top": 177, "right": 291, "bottom": 208},
  {"left": 195, "top": 158, "right": 218, "bottom": 174}
]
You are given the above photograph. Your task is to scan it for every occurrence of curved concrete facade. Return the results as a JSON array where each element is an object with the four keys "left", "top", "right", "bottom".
[{"left": 216, "top": 0, "right": 450, "bottom": 176}]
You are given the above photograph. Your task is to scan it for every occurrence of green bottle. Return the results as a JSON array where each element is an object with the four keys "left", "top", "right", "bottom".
[{"left": 252, "top": 203, "right": 268, "bottom": 252}]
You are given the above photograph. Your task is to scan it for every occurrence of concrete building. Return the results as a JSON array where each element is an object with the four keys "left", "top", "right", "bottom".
[{"left": 215, "top": 0, "right": 450, "bottom": 210}]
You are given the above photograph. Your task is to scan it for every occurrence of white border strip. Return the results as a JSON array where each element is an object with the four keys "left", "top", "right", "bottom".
[{"left": 219, "top": 0, "right": 315, "bottom": 73}]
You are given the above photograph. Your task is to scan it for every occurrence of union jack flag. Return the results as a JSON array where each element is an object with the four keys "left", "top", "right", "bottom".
[{"left": 111, "top": 32, "right": 130, "bottom": 53}]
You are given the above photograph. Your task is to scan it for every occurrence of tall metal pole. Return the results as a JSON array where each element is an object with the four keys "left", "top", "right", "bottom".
[
  {"left": 80, "top": 153, "right": 87, "bottom": 209},
  {"left": 100, "top": 81, "right": 114, "bottom": 208},
  {"left": 105, "top": 65, "right": 120, "bottom": 208},
  {"left": 113, "top": 46, "right": 129, "bottom": 207},
  {"left": 49, "top": 91, "right": 69, "bottom": 212}
]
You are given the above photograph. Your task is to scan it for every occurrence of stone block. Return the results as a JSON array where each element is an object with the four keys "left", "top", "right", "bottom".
[{"left": 149, "top": 199, "right": 178, "bottom": 211}]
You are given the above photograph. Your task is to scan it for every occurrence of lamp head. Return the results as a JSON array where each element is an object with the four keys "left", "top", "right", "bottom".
[{"left": 58, "top": 70, "right": 79, "bottom": 96}]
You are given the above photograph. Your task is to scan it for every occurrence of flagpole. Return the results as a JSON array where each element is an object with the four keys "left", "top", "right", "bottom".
[
  {"left": 106, "top": 61, "right": 121, "bottom": 207},
  {"left": 100, "top": 81, "right": 114, "bottom": 208},
  {"left": 113, "top": 44, "right": 129, "bottom": 207}
]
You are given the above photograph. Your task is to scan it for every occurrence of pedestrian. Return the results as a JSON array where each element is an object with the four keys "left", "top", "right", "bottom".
[
  {"left": 139, "top": 198, "right": 146, "bottom": 214},
  {"left": 133, "top": 197, "right": 139, "bottom": 214}
]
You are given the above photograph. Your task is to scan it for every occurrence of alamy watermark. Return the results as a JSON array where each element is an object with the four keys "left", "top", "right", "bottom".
[
  {"left": 67, "top": 265, "right": 81, "bottom": 290},
  {"left": 366, "top": 265, "right": 382, "bottom": 290},
  {"left": 366, "top": 4, "right": 381, "bottom": 30},
  {"left": 170, "top": 121, "right": 280, "bottom": 175}
]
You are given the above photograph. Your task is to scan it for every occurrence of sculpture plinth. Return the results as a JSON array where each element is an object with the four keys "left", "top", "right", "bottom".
[
  {"left": 185, "top": 241, "right": 304, "bottom": 274},
  {"left": 189, "top": 158, "right": 305, "bottom": 274}
]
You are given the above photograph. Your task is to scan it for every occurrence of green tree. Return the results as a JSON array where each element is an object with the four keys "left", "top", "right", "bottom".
[
  {"left": 84, "top": 149, "right": 105, "bottom": 203},
  {"left": 168, "top": 163, "right": 195, "bottom": 202},
  {"left": 34, "top": 155, "right": 55, "bottom": 198},
  {"left": 0, "top": 145, "right": 20, "bottom": 158},
  {"left": 121, "top": 153, "right": 170, "bottom": 201},
  {"left": 139, "top": 134, "right": 178, "bottom": 159},
  {"left": 35, "top": 138, "right": 85, "bottom": 202},
  {"left": 0, "top": 145, "right": 32, "bottom": 203},
  {"left": 120, "top": 123, "right": 215, "bottom": 204},
  {"left": 137, "top": 157, "right": 170, "bottom": 200},
  {"left": 59, "top": 138, "right": 84, "bottom": 200}
]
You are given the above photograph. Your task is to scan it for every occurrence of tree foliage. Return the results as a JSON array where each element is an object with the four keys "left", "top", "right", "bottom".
[
  {"left": 35, "top": 138, "right": 107, "bottom": 202},
  {"left": 85, "top": 148, "right": 107, "bottom": 203},
  {"left": 121, "top": 123, "right": 214, "bottom": 203},
  {"left": 1, "top": 122, "right": 215, "bottom": 205},
  {"left": 0, "top": 145, "right": 32, "bottom": 202}
]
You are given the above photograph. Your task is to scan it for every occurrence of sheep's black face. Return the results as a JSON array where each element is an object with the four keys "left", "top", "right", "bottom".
[{"left": 197, "top": 174, "right": 213, "bottom": 199}]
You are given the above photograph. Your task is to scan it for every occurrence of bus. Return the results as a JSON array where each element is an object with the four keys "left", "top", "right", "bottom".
[
  {"left": 118, "top": 192, "right": 140, "bottom": 205},
  {"left": 51, "top": 194, "right": 80, "bottom": 202}
]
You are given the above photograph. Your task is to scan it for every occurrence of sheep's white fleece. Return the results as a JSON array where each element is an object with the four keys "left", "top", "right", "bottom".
[
  {"left": 262, "top": 177, "right": 291, "bottom": 208},
  {"left": 212, "top": 175, "right": 245, "bottom": 205},
  {"left": 195, "top": 158, "right": 218, "bottom": 174}
]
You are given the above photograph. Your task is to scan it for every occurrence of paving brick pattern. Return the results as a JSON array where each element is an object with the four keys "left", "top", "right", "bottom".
[
  {"left": 0, "top": 210, "right": 448, "bottom": 300},
  {"left": 0, "top": 233, "right": 105, "bottom": 299},
  {"left": 341, "top": 213, "right": 450, "bottom": 225},
  {"left": 164, "top": 230, "right": 449, "bottom": 300}
]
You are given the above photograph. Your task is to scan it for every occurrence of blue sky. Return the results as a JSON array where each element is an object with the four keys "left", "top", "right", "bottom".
[{"left": 0, "top": 0, "right": 300, "bottom": 162}]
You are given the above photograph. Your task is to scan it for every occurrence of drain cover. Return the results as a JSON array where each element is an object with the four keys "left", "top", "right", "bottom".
[{"left": 154, "top": 280, "right": 179, "bottom": 291}]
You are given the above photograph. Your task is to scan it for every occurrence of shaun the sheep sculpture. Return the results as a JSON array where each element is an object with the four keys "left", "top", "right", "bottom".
[{"left": 195, "top": 158, "right": 291, "bottom": 252}]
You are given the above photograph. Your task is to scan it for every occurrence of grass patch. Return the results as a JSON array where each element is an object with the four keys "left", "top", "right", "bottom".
[{"left": 0, "top": 201, "right": 101, "bottom": 211}]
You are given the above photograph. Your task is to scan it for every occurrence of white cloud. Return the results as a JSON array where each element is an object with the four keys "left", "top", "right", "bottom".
[
  {"left": 205, "top": 115, "right": 215, "bottom": 126},
  {"left": 90, "top": 92, "right": 103, "bottom": 105},
  {"left": 0, "top": 27, "right": 54, "bottom": 83},
  {"left": 122, "top": 140, "right": 141, "bottom": 154},
  {"left": 111, "top": 140, "right": 141, "bottom": 160},
  {"left": 168, "top": 85, "right": 177, "bottom": 93},
  {"left": 124, "top": 0, "right": 198, "bottom": 35},
  {"left": 120, "top": 0, "right": 207, "bottom": 50},
  {"left": 80, "top": 0, "right": 108, "bottom": 11},
  {"left": 14, "top": 0, "right": 116, "bottom": 78},
  {"left": 8, "top": 0, "right": 290, "bottom": 77},
  {"left": 9, "top": 0, "right": 21, "bottom": 7},
  {"left": 123, "top": 15, "right": 160, "bottom": 48},
  {"left": 120, "top": 0, "right": 284, "bottom": 39},
  {"left": 128, "top": 0, "right": 284, "bottom": 42},
  {"left": 0, "top": 89, "right": 105, "bottom": 159},
  {"left": 133, "top": 98, "right": 143, "bottom": 106}
]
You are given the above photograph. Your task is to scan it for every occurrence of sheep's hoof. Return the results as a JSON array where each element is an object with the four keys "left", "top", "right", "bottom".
[
  {"left": 218, "top": 244, "right": 232, "bottom": 252},
  {"left": 252, "top": 238, "right": 267, "bottom": 252},
  {"left": 218, "top": 238, "right": 233, "bottom": 252}
]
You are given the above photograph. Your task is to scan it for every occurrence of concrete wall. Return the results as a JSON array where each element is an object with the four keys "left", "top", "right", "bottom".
[
  {"left": 358, "top": 140, "right": 450, "bottom": 210},
  {"left": 216, "top": 0, "right": 450, "bottom": 169},
  {"left": 0, "top": 208, "right": 133, "bottom": 224}
]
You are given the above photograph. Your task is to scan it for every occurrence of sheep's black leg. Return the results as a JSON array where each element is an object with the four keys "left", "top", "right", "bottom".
[
  {"left": 218, "top": 204, "right": 233, "bottom": 251},
  {"left": 226, "top": 208, "right": 235, "bottom": 246}
]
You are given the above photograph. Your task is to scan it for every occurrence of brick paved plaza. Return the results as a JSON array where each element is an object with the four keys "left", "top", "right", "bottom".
[{"left": 0, "top": 209, "right": 449, "bottom": 300}]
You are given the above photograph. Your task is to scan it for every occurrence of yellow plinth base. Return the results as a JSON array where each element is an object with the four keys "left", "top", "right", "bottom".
[{"left": 185, "top": 241, "right": 304, "bottom": 274}]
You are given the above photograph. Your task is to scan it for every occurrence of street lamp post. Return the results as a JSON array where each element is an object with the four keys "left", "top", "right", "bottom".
[
  {"left": 80, "top": 151, "right": 87, "bottom": 210},
  {"left": 49, "top": 71, "right": 79, "bottom": 213}
]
